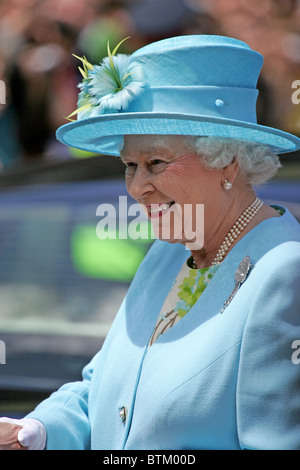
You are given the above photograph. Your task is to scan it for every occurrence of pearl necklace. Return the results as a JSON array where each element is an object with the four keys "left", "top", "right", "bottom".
[
  {"left": 212, "top": 197, "right": 263, "bottom": 265},
  {"left": 188, "top": 197, "right": 263, "bottom": 268}
]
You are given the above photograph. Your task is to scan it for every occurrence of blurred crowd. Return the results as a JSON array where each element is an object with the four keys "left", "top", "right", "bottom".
[{"left": 0, "top": 0, "right": 299, "bottom": 171}]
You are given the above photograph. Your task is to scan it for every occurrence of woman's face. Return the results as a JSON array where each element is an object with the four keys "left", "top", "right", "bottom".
[{"left": 121, "top": 134, "right": 224, "bottom": 249}]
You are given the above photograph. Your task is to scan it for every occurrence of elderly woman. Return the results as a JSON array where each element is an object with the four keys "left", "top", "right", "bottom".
[{"left": 1, "top": 35, "right": 300, "bottom": 451}]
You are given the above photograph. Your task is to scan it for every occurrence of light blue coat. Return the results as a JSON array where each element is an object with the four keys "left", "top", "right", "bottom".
[{"left": 27, "top": 207, "right": 300, "bottom": 450}]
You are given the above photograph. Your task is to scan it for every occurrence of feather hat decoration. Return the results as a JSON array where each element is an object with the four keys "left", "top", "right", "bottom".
[{"left": 67, "top": 37, "right": 145, "bottom": 121}]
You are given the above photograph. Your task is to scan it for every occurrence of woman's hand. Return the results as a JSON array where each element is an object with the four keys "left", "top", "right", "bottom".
[
  {"left": 0, "top": 421, "right": 25, "bottom": 450},
  {"left": 0, "top": 417, "right": 46, "bottom": 450}
]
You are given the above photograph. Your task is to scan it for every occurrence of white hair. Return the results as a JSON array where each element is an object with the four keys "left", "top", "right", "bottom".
[{"left": 185, "top": 136, "right": 282, "bottom": 185}]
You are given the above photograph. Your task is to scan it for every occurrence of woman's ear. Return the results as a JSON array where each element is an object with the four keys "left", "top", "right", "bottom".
[{"left": 221, "top": 157, "right": 240, "bottom": 187}]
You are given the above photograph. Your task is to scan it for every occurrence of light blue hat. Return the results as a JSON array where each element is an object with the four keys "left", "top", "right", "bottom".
[{"left": 56, "top": 35, "right": 300, "bottom": 155}]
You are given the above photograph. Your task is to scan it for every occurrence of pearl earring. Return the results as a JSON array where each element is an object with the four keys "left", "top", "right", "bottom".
[{"left": 223, "top": 179, "right": 232, "bottom": 190}]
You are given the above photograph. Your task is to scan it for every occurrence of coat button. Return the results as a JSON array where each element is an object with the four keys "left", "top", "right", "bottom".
[
  {"left": 119, "top": 406, "right": 127, "bottom": 423},
  {"left": 215, "top": 99, "right": 225, "bottom": 107}
]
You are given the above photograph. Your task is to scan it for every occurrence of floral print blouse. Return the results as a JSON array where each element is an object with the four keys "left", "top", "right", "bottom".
[{"left": 149, "top": 258, "right": 219, "bottom": 346}]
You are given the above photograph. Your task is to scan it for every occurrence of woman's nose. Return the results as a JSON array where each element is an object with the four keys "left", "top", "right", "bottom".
[{"left": 127, "top": 167, "right": 154, "bottom": 201}]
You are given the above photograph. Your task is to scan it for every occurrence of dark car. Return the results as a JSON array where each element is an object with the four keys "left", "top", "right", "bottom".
[{"left": 0, "top": 159, "right": 299, "bottom": 418}]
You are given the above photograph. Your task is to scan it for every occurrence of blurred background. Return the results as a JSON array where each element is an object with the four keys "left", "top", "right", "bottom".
[{"left": 0, "top": 0, "right": 299, "bottom": 417}]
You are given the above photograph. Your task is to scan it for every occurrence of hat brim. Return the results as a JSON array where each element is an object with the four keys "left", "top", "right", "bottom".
[{"left": 56, "top": 112, "right": 300, "bottom": 156}]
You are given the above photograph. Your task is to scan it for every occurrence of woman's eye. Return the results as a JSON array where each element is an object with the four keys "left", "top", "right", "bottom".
[
  {"left": 149, "top": 159, "right": 168, "bottom": 172},
  {"left": 125, "top": 162, "right": 136, "bottom": 169},
  {"left": 150, "top": 159, "right": 168, "bottom": 169},
  {"left": 124, "top": 162, "right": 137, "bottom": 175}
]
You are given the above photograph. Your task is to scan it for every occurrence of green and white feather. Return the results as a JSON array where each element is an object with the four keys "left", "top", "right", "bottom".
[{"left": 67, "top": 38, "right": 145, "bottom": 121}]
